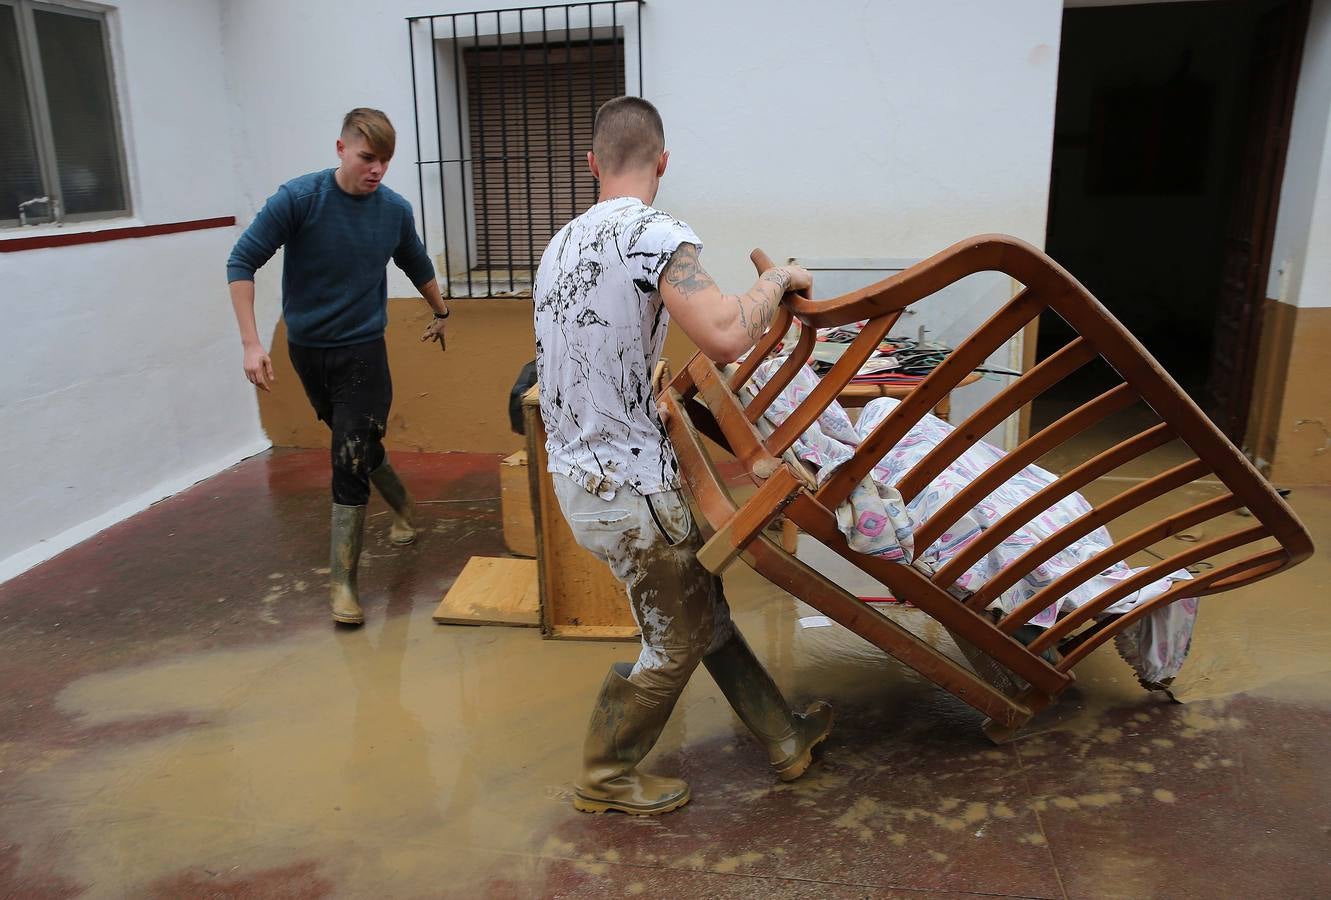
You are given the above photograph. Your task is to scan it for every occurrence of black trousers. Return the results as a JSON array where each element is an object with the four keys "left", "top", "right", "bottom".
[{"left": 288, "top": 337, "right": 392, "bottom": 506}]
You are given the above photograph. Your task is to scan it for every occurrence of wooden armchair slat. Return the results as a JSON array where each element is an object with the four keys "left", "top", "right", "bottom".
[
  {"left": 766, "top": 314, "right": 901, "bottom": 458},
  {"left": 960, "top": 457, "right": 1213, "bottom": 612},
  {"left": 744, "top": 324, "right": 817, "bottom": 424},
  {"left": 688, "top": 354, "right": 782, "bottom": 478},
  {"left": 896, "top": 337, "right": 1099, "bottom": 502},
  {"left": 1056, "top": 548, "right": 1289, "bottom": 671},
  {"left": 931, "top": 422, "right": 1176, "bottom": 587},
  {"left": 657, "top": 234, "right": 1312, "bottom": 741},
  {"left": 913, "top": 383, "right": 1140, "bottom": 554},
  {"left": 1028, "top": 523, "right": 1271, "bottom": 654},
  {"left": 997, "top": 492, "right": 1242, "bottom": 634},
  {"left": 816, "top": 288, "right": 1047, "bottom": 509}
]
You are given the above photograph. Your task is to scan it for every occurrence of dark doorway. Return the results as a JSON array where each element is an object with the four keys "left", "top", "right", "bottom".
[{"left": 1039, "top": 0, "right": 1309, "bottom": 443}]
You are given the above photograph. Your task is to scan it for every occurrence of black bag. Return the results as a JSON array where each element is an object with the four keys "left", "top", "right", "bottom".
[{"left": 509, "top": 359, "right": 538, "bottom": 435}]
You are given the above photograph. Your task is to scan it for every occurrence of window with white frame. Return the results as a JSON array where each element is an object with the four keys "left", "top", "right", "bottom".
[{"left": 1, "top": 0, "right": 129, "bottom": 227}]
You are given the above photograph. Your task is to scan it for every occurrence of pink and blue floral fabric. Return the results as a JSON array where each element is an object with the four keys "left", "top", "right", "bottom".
[{"left": 744, "top": 360, "right": 1196, "bottom": 683}]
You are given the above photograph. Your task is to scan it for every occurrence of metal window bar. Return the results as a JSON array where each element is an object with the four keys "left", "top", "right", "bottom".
[
  {"left": 565, "top": 7, "right": 575, "bottom": 222},
  {"left": 473, "top": 11, "right": 492, "bottom": 297},
  {"left": 450, "top": 14, "right": 474, "bottom": 298},
  {"left": 519, "top": 17, "right": 533, "bottom": 277},
  {"left": 588, "top": 4, "right": 596, "bottom": 208},
  {"left": 427, "top": 17, "right": 447, "bottom": 293},
  {"left": 495, "top": 11, "right": 510, "bottom": 291},
  {"left": 409, "top": 20, "right": 426, "bottom": 263},
  {"left": 542, "top": 8, "right": 554, "bottom": 245},
  {"left": 406, "top": 1, "right": 644, "bottom": 298}
]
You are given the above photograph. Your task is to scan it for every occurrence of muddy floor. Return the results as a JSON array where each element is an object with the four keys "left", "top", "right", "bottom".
[{"left": 1, "top": 448, "right": 1327, "bottom": 898}]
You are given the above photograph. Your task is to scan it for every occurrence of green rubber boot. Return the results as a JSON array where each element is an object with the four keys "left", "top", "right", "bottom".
[
  {"left": 704, "top": 632, "right": 833, "bottom": 781},
  {"left": 573, "top": 663, "right": 691, "bottom": 815},
  {"left": 330, "top": 503, "right": 367, "bottom": 625},
  {"left": 369, "top": 460, "right": 417, "bottom": 545}
]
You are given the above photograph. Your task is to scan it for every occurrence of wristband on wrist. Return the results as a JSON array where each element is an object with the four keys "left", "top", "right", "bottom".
[{"left": 433, "top": 308, "right": 450, "bottom": 319}]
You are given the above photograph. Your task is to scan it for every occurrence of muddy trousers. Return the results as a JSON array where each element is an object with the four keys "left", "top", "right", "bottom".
[
  {"left": 553, "top": 474, "right": 735, "bottom": 710},
  {"left": 289, "top": 338, "right": 392, "bottom": 506}
]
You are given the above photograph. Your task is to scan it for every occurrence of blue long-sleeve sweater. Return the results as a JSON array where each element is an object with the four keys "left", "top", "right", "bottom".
[{"left": 226, "top": 169, "right": 436, "bottom": 348}]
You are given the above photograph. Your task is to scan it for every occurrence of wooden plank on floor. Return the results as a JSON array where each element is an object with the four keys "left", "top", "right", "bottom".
[
  {"left": 545, "top": 624, "right": 641, "bottom": 641},
  {"left": 433, "top": 556, "right": 540, "bottom": 627}
]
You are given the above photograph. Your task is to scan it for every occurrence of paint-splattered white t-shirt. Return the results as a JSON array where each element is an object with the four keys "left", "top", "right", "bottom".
[{"left": 534, "top": 196, "right": 702, "bottom": 499}]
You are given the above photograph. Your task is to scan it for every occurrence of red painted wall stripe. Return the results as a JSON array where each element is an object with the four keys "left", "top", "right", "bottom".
[{"left": 0, "top": 216, "right": 236, "bottom": 252}]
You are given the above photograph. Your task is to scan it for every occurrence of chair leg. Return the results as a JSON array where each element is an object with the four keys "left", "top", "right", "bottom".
[
  {"left": 982, "top": 687, "right": 1055, "bottom": 744},
  {"left": 948, "top": 629, "right": 1027, "bottom": 698}
]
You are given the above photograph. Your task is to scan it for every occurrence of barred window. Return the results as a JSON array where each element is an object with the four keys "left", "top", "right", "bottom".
[
  {"left": 408, "top": 2, "right": 643, "bottom": 297},
  {"left": 1, "top": 0, "right": 129, "bottom": 227}
]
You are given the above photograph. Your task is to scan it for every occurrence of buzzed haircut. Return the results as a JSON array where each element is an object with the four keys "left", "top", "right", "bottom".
[
  {"left": 592, "top": 96, "right": 665, "bottom": 175},
  {"left": 342, "top": 108, "right": 396, "bottom": 160}
]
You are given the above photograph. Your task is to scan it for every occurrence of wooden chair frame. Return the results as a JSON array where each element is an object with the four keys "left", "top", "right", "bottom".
[{"left": 657, "top": 234, "right": 1313, "bottom": 742}]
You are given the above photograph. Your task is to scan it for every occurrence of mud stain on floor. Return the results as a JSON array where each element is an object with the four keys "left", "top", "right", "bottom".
[{"left": 0, "top": 455, "right": 1327, "bottom": 897}]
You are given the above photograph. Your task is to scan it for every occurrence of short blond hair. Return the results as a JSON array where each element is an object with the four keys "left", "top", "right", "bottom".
[{"left": 342, "top": 108, "right": 396, "bottom": 160}]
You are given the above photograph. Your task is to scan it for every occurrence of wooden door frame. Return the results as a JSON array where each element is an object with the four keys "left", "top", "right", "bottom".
[{"left": 1225, "top": 0, "right": 1312, "bottom": 448}]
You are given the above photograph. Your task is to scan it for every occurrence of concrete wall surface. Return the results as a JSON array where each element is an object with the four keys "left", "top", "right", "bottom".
[
  {"left": 1256, "top": 0, "right": 1331, "bottom": 481},
  {"left": 0, "top": 0, "right": 268, "bottom": 580},
  {"left": 13, "top": 0, "right": 1331, "bottom": 580},
  {"left": 224, "top": 0, "right": 1065, "bottom": 453},
  {"left": 1269, "top": 0, "right": 1331, "bottom": 311}
]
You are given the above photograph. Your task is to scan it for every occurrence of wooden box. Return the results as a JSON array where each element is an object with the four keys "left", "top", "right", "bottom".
[
  {"left": 522, "top": 385, "right": 640, "bottom": 641},
  {"left": 499, "top": 450, "right": 537, "bottom": 558}
]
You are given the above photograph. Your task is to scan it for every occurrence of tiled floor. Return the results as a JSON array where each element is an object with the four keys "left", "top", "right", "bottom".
[{"left": 1, "top": 448, "right": 1327, "bottom": 898}]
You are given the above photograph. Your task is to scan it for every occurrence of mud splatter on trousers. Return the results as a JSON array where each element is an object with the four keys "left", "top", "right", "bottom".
[
  {"left": 289, "top": 337, "right": 392, "bottom": 505},
  {"left": 552, "top": 473, "right": 735, "bottom": 708}
]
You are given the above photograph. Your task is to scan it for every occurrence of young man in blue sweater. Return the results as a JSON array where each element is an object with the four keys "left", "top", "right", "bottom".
[{"left": 226, "top": 108, "right": 450, "bottom": 626}]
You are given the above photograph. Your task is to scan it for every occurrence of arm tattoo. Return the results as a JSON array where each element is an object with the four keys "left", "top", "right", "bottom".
[
  {"left": 736, "top": 280, "right": 781, "bottom": 343},
  {"left": 662, "top": 243, "right": 717, "bottom": 298},
  {"left": 760, "top": 268, "right": 791, "bottom": 292}
]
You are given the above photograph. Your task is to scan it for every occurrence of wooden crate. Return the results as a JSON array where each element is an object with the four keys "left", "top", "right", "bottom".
[
  {"left": 499, "top": 450, "right": 537, "bottom": 558},
  {"left": 522, "top": 386, "right": 639, "bottom": 641}
]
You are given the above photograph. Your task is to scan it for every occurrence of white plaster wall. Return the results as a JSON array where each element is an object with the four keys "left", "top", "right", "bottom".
[
  {"left": 0, "top": 0, "right": 268, "bottom": 580},
  {"left": 648, "top": 0, "right": 1063, "bottom": 445},
  {"left": 1269, "top": 0, "right": 1331, "bottom": 309},
  {"left": 643, "top": 1, "right": 1064, "bottom": 291},
  {"left": 219, "top": 0, "right": 449, "bottom": 311},
  {"left": 224, "top": 0, "right": 1062, "bottom": 445},
  {"left": 1, "top": 0, "right": 1068, "bottom": 580},
  {"left": 223, "top": 0, "right": 1063, "bottom": 287}
]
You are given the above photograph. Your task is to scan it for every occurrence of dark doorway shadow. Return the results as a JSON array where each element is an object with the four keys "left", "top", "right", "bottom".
[{"left": 1038, "top": 0, "right": 1310, "bottom": 443}]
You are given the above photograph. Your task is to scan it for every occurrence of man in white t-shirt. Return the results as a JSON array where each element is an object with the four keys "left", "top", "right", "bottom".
[{"left": 534, "top": 97, "right": 833, "bottom": 816}]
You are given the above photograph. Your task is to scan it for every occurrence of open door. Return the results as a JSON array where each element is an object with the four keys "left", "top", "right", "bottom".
[{"left": 1204, "top": 0, "right": 1309, "bottom": 442}]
